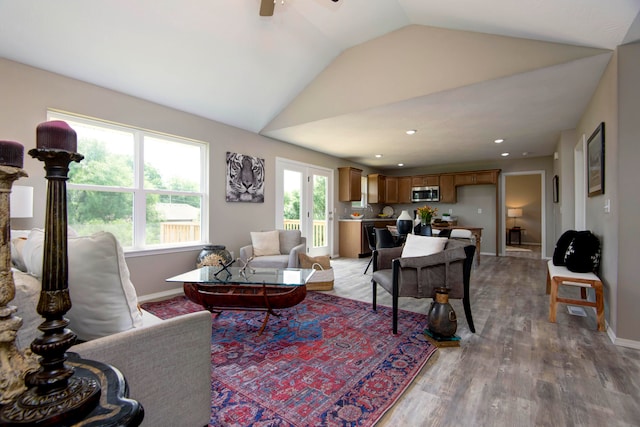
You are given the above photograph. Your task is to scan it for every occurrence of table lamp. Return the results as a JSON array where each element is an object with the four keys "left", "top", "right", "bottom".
[{"left": 508, "top": 208, "right": 523, "bottom": 228}]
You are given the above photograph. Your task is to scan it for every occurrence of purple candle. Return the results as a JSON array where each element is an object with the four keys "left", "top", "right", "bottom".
[
  {"left": 0, "top": 140, "right": 24, "bottom": 168},
  {"left": 36, "top": 120, "right": 77, "bottom": 152}
]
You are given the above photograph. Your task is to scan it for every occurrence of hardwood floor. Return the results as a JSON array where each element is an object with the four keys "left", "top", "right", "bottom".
[{"left": 323, "top": 254, "right": 640, "bottom": 427}]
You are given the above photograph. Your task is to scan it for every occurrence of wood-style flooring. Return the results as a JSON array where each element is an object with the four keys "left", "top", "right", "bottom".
[{"left": 322, "top": 254, "right": 640, "bottom": 427}]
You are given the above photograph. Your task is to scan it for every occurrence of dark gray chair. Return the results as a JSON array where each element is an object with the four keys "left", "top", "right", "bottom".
[
  {"left": 371, "top": 239, "right": 476, "bottom": 334},
  {"left": 363, "top": 225, "right": 376, "bottom": 274},
  {"left": 374, "top": 227, "right": 399, "bottom": 250}
]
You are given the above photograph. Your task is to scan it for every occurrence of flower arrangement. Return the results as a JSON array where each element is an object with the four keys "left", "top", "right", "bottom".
[{"left": 417, "top": 205, "right": 438, "bottom": 223}]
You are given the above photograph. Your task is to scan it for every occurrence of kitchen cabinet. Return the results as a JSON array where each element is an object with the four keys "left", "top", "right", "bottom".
[
  {"left": 385, "top": 176, "right": 398, "bottom": 203},
  {"left": 439, "top": 174, "right": 456, "bottom": 203},
  {"left": 338, "top": 167, "right": 362, "bottom": 202},
  {"left": 454, "top": 169, "right": 499, "bottom": 186},
  {"left": 367, "top": 174, "right": 386, "bottom": 204},
  {"left": 398, "top": 176, "right": 412, "bottom": 203},
  {"left": 411, "top": 174, "right": 439, "bottom": 187}
]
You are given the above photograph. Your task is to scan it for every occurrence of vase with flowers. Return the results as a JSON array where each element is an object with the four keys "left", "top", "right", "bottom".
[{"left": 417, "top": 205, "right": 437, "bottom": 236}]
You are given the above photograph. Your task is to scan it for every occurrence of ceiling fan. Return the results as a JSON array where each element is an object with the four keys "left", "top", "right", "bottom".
[{"left": 260, "top": 0, "right": 339, "bottom": 16}]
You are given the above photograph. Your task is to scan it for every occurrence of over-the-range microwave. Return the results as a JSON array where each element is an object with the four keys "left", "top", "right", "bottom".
[{"left": 411, "top": 186, "right": 440, "bottom": 202}]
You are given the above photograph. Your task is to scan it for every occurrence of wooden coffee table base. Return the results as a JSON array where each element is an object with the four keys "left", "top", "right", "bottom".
[{"left": 183, "top": 282, "right": 307, "bottom": 335}]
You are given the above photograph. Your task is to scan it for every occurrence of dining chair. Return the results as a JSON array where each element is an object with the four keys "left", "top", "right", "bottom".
[{"left": 363, "top": 225, "right": 376, "bottom": 274}]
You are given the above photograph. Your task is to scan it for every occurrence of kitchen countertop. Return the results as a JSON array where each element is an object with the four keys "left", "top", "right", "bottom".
[{"left": 338, "top": 217, "right": 397, "bottom": 222}]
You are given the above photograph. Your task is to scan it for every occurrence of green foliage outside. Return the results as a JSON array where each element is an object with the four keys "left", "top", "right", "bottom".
[
  {"left": 68, "top": 139, "right": 200, "bottom": 245},
  {"left": 282, "top": 176, "right": 327, "bottom": 221}
]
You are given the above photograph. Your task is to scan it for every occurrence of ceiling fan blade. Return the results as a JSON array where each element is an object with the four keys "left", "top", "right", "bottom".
[{"left": 259, "top": 0, "right": 275, "bottom": 16}]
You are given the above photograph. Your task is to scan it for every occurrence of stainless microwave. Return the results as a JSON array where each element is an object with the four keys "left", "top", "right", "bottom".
[{"left": 412, "top": 186, "right": 440, "bottom": 202}]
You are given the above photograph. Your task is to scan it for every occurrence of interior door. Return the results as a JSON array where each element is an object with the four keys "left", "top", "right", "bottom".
[{"left": 276, "top": 159, "right": 333, "bottom": 258}]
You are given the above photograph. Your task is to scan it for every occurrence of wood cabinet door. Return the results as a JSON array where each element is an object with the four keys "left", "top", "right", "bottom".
[
  {"left": 398, "top": 176, "right": 412, "bottom": 203},
  {"left": 338, "top": 167, "right": 362, "bottom": 201},
  {"left": 439, "top": 174, "right": 456, "bottom": 203},
  {"left": 474, "top": 170, "right": 498, "bottom": 184},
  {"left": 454, "top": 173, "right": 475, "bottom": 186},
  {"left": 385, "top": 176, "right": 398, "bottom": 203},
  {"left": 368, "top": 174, "right": 386, "bottom": 203}
]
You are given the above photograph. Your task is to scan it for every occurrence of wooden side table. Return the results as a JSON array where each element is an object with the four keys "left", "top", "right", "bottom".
[{"left": 507, "top": 228, "right": 525, "bottom": 245}]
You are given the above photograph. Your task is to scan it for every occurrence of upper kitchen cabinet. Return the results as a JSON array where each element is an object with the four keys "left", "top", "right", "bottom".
[
  {"left": 385, "top": 176, "right": 398, "bottom": 203},
  {"left": 439, "top": 174, "right": 456, "bottom": 203},
  {"left": 411, "top": 175, "right": 439, "bottom": 187},
  {"left": 338, "top": 167, "right": 362, "bottom": 202},
  {"left": 398, "top": 176, "right": 412, "bottom": 203},
  {"left": 454, "top": 169, "right": 499, "bottom": 186},
  {"left": 368, "top": 174, "right": 386, "bottom": 203}
]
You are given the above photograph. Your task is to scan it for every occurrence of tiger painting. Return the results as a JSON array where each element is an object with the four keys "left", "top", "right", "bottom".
[{"left": 226, "top": 152, "right": 265, "bottom": 203}]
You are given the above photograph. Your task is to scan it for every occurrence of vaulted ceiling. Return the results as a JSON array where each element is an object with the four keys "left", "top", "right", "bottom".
[{"left": 1, "top": 0, "right": 639, "bottom": 168}]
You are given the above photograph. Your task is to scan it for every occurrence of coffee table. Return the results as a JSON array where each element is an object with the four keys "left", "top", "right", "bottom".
[{"left": 167, "top": 266, "right": 315, "bottom": 335}]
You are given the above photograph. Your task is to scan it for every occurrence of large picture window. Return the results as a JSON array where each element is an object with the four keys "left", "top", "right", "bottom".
[{"left": 48, "top": 111, "right": 208, "bottom": 251}]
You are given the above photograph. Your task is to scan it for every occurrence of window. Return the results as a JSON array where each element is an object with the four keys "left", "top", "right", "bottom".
[
  {"left": 351, "top": 176, "right": 368, "bottom": 209},
  {"left": 48, "top": 111, "right": 208, "bottom": 251}
]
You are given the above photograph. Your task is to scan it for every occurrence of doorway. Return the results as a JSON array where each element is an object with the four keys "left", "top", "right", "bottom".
[
  {"left": 501, "top": 171, "right": 545, "bottom": 259},
  {"left": 275, "top": 158, "right": 333, "bottom": 257}
]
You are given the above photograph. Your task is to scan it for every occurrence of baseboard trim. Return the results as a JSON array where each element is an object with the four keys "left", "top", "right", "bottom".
[
  {"left": 605, "top": 320, "right": 640, "bottom": 349},
  {"left": 138, "top": 287, "right": 184, "bottom": 303}
]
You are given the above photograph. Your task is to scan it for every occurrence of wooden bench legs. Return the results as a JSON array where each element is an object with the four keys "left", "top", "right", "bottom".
[{"left": 546, "top": 268, "right": 605, "bottom": 332}]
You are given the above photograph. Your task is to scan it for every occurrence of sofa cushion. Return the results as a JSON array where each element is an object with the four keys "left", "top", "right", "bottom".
[
  {"left": 251, "top": 230, "right": 281, "bottom": 256},
  {"left": 401, "top": 234, "right": 448, "bottom": 258},
  {"left": 564, "top": 230, "right": 601, "bottom": 273},
  {"left": 22, "top": 229, "right": 143, "bottom": 341},
  {"left": 247, "top": 254, "right": 289, "bottom": 269},
  {"left": 13, "top": 269, "right": 42, "bottom": 350},
  {"left": 279, "top": 229, "right": 302, "bottom": 254}
]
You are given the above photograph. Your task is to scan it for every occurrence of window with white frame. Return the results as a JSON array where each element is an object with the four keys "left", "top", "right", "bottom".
[{"left": 48, "top": 111, "right": 208, "bottom": 251}]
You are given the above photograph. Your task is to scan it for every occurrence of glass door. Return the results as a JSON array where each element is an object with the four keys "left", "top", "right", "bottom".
[{"left": 276, "top": 159, "right": 333, "bottom": 257}]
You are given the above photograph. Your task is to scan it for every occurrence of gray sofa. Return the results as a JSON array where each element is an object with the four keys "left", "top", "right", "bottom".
[
  {"left": 239, "top": 229, "right": 306, "bottom": 268},
  {"left": 13, "top": 270, "right": 212, "bottom": 427}
]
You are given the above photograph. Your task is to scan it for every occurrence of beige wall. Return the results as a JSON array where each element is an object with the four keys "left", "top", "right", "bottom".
[{"left": 1, "top": 58, "right": 362, "bottom": 299}]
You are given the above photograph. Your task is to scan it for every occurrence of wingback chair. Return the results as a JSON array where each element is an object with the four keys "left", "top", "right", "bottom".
[
  {"left": 371, "top": 238, "right": 476, "bottom": 334},
  {"left": 239, "top": 229, "right": 306, "bottom": 269}
]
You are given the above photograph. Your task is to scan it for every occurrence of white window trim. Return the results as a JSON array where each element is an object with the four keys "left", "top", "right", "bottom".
[{"left": 47, "top": 110, "right": 209, "bottom": 253}]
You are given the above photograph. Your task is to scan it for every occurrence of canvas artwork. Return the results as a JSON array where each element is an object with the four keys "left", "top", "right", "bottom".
[{"left": 225, "top": 152, "right": 265, "bottom": 203}]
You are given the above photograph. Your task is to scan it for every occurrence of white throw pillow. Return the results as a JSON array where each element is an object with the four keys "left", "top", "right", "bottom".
[
  {"left": 401, "top": 234, "right": 448, "bottom": 258},
  {"left": 250, "top": 230, "right": 281, "bottom": 256},
  {"left": 22, "top": 229, "right": 142, "bottom": 341}
]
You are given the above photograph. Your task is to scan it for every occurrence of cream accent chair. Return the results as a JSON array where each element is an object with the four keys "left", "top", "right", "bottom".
[{"left": 239, "top": 229, "right": 306, "bottom": 269}]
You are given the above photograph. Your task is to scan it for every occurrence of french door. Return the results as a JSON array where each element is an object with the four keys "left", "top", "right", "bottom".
[{"left": 276, "top": 159, "right": 333, "bottom": 257}]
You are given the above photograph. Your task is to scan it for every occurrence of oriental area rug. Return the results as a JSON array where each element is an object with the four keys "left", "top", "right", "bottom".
[{"left": 141, "top": 292, "right": 437, "bottom": 427}]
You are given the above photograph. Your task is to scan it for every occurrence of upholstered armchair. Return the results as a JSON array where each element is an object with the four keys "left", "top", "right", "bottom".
[
  {"left": 371, "top": 238, "right": 476, "bottom": 334},
  {"left": 239, "top": 229, "right": 307, "bottom": 269}
]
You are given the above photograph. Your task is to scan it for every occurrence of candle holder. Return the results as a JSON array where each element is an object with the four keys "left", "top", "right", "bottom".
[{"left": 0, "top": 140, "right": 101, "bottom": 424}]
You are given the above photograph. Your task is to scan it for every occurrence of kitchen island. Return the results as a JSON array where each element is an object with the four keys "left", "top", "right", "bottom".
[{"left": 338, "top": 218, "right": 396, "bottom": 258}]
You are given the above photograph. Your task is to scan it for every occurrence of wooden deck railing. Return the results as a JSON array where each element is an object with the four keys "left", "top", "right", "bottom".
[{"left": 161, "top": 220, "right": 326, "bottom": 247}]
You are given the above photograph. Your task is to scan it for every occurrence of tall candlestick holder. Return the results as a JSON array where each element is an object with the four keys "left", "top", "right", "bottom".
[
  {"left": 0, "top": 154, "right": 39, "bottom": 405},
  {"left": 0, "top": 144, "right": 101, "bottom": 425}
]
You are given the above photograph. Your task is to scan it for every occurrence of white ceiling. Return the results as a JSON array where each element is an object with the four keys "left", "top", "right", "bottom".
[{"left": 1, "top": 0, "right": 639, "bottom": 168}]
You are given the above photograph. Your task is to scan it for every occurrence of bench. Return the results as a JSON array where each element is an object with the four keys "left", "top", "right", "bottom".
[{"left": 546, "top": 260, "right": 605, "bottom": 331}]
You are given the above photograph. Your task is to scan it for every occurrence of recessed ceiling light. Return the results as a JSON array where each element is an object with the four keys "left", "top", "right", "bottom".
[
  {"left": 494, "top": 139, "right": 504, "bottom": 143},
  {"left": 375, "top": 154, "right": 383, "bottom": 158},
  {"left": 406, "top": 130, "right": 417, "bottom": 135},
  {"left": 501, "top": 152, "right": 510, "bottom": 157},
  {"left": 522, "top": 152, "right": 529, "bottom": 156},
  {"left": 397, "top": 163, "right": 404, "bottom": 167}
]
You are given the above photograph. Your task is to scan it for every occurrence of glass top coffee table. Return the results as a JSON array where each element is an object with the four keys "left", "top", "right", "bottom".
[{"left": 167, "top": 266, "right": 316, "bottom": 335}]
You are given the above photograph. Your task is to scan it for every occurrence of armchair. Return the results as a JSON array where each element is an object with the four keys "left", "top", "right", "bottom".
[
  {"left": 371, "top": 238, "right": 476, "bottom": 334},
  {"left": 240, "top": 229, "right": 306, "bottom": 269}
]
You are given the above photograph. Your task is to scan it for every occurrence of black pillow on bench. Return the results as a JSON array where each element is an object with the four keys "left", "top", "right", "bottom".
[
  {"left": 552, "top": 230, "right": 577, "bottom": 266},
  {"left": 564, "top": 231, "right": 601, "bottom": 273}
]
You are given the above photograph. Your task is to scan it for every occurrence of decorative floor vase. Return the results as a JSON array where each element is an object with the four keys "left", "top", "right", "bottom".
[
  {"left": 197, "top": 245, "right": 232, "bottom": 268},
  {"left": 396, "top": 210, "right": 413, "bottom": 236},
  {"left": 426, "top": 287, "right": 457, "bottom": 338},
  {"left": 419, "top": 220, "right": 432, "bottom": 236}
]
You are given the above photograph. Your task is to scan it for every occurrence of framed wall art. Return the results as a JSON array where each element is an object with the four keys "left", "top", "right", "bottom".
[
  {"left": 225, "top": 152, "right": 265, "bottom": 203},
  {"left": 587, "top": 122, "right": 605, "bottom": 197}
]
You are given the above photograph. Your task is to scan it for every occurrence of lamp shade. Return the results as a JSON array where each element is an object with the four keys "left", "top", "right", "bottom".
[
  {"left": 10, "top": 185, "right": 33, "bottom": 218},
  {"left": 507, "top": 208, "right": 523, "bottom": 218}
]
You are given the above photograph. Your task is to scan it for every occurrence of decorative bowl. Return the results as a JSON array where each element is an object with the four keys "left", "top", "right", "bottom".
[{"left": 350, "top": 213, "right": 363, "bottom": 219}]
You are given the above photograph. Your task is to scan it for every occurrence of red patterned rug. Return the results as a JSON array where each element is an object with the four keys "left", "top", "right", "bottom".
[{"left": 141, "top": 292, "right": 437, "bottom": 426}]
